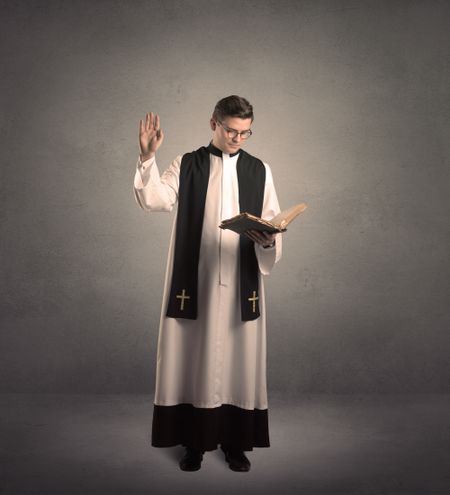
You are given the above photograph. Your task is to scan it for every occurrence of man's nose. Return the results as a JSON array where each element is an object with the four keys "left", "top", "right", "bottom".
[{"left": 232, "top": 134, "right": 242, "bottom": 142}]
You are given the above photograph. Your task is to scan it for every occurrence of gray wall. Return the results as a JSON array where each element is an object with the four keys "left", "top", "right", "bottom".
[{"left": 1, "top": 0, "right": 449, "bottom": 394}]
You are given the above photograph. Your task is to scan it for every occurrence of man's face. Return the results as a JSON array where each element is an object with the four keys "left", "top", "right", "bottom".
[{"left": 210, "top": 116, "right": 253, "bottom": 155}]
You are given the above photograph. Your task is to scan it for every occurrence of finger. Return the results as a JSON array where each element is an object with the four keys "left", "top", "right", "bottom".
[
  {"left": 252, "top": 231, "right": 272, "bottom": 246},
  {"left": 246, "top": 231, "right": 260, "bottom": 243},
  {"left": 154, "top": 114, "right": 160, "bottom": 131},
  {"left": 249, "top": 229, "right": 264, "bottom": 242},
  {"left": 248, "top": 229, "right": 259, "bottom": 237},
  {"left": 139, "top": 119, "right": 144, "bottom": 134},
  {"left": 147, "top": 112, "right": 154, "bottom": 131}
]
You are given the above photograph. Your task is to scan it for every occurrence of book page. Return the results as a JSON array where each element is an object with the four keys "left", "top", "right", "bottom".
[{"left": 270, "top": 203, "right": 307, "bottom": 227}]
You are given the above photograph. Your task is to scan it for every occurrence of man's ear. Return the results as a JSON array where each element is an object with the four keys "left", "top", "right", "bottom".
[{"left": 210, "top": 118, "right": 216, "bottom": 131}]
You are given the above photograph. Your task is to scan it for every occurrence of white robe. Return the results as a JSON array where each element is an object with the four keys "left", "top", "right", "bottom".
[{"left": 133, "top": 149, "right": 282, "bottom": 415}]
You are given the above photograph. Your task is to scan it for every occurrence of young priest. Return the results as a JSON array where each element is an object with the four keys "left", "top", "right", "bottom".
[{"left": 133, "top": 95, "right": 282, "bottom": 471}]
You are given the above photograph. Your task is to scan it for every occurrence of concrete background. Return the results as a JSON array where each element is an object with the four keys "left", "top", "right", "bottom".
[{"left": 1, "top": 0, "right": 449, "bottom": 394}]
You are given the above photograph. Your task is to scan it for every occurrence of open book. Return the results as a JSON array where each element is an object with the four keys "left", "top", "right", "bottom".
[{"left": 219, "top": 203, "right": 307, "bottom": 234}]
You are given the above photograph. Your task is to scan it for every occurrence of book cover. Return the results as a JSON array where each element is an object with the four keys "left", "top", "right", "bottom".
[{"left": 219, "top": 203, "right": 307, "bottom": 234}]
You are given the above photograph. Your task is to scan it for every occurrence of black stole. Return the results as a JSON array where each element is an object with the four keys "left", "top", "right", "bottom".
[{"left": 165, "top": 143, "right": 266, "bottom": 321}]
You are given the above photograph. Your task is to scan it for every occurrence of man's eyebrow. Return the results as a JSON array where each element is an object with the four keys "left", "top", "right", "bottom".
[{"left": 225, "top": 124, "right": 251, "bottom": 132}]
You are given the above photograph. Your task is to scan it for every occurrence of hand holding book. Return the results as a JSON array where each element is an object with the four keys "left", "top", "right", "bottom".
[
  {"left": 219, "top": 203, "right": 307, "bottom": 235},
  {"left": 243, "top": 229, "right": 277, "bottom": 248}
]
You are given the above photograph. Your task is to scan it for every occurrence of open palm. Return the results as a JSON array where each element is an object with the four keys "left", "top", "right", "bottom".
[{"left": 139, "top": 111, "right": 164, "bottom": 157}]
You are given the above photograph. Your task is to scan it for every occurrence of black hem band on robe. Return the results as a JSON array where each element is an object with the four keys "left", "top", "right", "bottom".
[{"left": 151, "top": 403, "right": 270, "bottom": 452}]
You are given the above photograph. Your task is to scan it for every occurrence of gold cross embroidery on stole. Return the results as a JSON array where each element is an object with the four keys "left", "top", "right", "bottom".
[
  {"left": 176, "top": 289, "right": 190, "bottom": 311},
  {"left": 247, "top": 290, "right": 259, "bottom": 313}
]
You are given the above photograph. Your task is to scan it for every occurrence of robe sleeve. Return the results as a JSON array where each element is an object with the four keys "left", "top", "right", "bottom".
[
  {"left": 254, "top": 162, "right": 283, "bottom": 275},
  {"left": 133, "top": 154, "right": 182, "bottom": 212}
]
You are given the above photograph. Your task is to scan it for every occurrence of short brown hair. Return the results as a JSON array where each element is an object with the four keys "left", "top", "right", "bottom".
[{"left": 212, "top": 95, "right": 254, "bottom": 122}]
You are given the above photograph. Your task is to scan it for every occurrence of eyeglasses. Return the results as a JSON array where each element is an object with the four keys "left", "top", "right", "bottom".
[{"left": 217, "top": 121, "right": 253, "bottom": 140}]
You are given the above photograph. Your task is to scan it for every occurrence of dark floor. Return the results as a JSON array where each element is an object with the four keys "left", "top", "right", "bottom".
[{"left": 0, "top": 393, "right": 449, "bottom": 495}]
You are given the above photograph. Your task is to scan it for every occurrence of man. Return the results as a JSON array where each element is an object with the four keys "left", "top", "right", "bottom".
[{"left": 133, "top": 95, "right": 282, "bottom": 472}]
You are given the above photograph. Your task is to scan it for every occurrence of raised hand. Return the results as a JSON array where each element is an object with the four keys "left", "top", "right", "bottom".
[{"left": 139, "top": 112, "right": 165, "bottom": 159}]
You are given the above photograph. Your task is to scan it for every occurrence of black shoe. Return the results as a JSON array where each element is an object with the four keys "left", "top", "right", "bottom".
[
  {"left": 220, "top": 445, "right": 251, "bottom": 472},
  {"left": 179, "top": 447, "right": 204, "bottom": 471}
]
